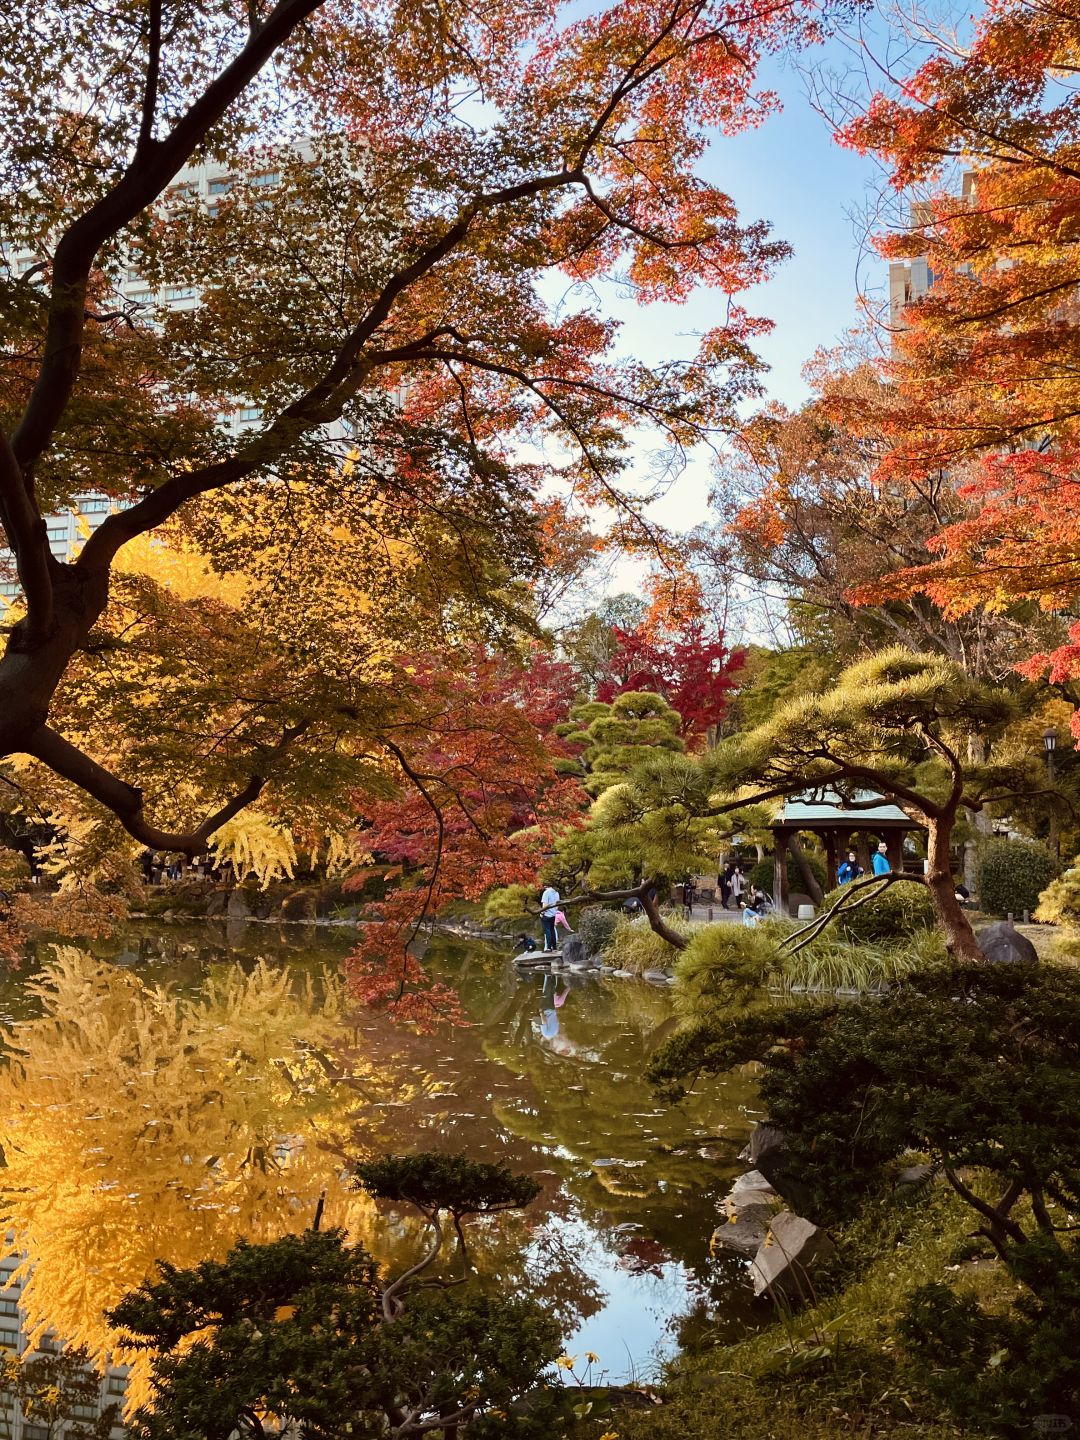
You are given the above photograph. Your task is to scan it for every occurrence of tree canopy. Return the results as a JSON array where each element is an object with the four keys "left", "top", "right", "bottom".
[{"left": 0, "top": 0, "right": 813, "bottom": 864}]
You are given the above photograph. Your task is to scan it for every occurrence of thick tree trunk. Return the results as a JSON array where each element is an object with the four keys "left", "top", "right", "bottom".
[
  {"left": 0, "top": 561, "right": 109, "bottom": 758},
  {"left": 926, "top": 813, "right": 985, "bottom": 962},
  {"left": 640, "top": 886, "right": 690, "bottom": 951},
  {"left": 788, "top": 834, "right": 824, "bottom": 906}
]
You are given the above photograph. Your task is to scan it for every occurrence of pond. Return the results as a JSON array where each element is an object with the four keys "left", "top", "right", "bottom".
[{"left": 0, "top": 920, "right": 768, "bottom": 1386}]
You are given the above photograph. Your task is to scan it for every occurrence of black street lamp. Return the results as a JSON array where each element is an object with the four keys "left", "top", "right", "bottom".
[{"left": 1043, "top": 728, "right": 1060, "bottom": 857}]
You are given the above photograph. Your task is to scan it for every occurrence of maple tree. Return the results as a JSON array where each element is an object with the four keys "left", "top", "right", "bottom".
[
  {"left": 0, "top": 0, "right": 817, "bottom": 863},
  {"left": 594, "top": 620, "right": 745, "bottom": 743},
  {"left": 721, "top": 346, "right": 1050, "bottom": 676},
  {"left": 343, "top": 647, "right": 587, "bottom": 1024},
  {"left": 832, "top": 0, "right": 1080, "bottom": 710}
]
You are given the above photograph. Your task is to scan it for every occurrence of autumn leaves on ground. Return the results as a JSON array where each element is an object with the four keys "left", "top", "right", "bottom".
[{"left": 3, "top": 0, "right": 1080, "bottom": 1433}]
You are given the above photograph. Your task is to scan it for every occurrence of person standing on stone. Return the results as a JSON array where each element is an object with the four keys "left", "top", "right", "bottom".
[
  {"left": 872, "top": 842, "right": 891, "bottom": 876},
  {"left": 540, "top": 883, "right": 561, "bottom": 951},
  {"left": 837, "top": 851, "right": 863, "bottom": 885}
]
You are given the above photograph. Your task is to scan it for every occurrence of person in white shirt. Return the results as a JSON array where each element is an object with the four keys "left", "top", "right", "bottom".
[{"left": 540, "top": 885, "right": 561, "bottom": 951}]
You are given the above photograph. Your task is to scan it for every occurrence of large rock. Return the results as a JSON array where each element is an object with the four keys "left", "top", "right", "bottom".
[
  {"left": 750, "top": 1211, "right": 836, "bottom": 1301},
  {"left": 226, "top": 888, "right": 251, "bottom": 920},
  {"left": 711, "top": 1171, "right": 779, "bottom": 1256},
  {"left": 206, "top": 889, "right": 228, "bottom": 917},
  {"left": 738, "top": 1124, "right": 813, "bottom": 1212},
  {"left": 562, "top": 935, "right": 587, "bottom": 966},
  {"left": 976, "top": 921, "right": 1038, "bottom": 965},
  {"left": 742, "top": 1124, "right": 788, "bottom": 1172}
]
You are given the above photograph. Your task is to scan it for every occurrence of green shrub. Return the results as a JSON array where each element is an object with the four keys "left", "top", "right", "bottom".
[
  {"left": 601, "top": 912, "right": 694, "bottom": 974},
  {"left": 749, "top": 852, "right": 827, "bottom": 898},
  {"left": 820, "top": 880, "right": 936, "bottom": 942},
  {"left": 673, "top": 922, "right": 784, "bottom": 1016},
  {"left": 1036, "top": 853, "right": 1080, "bottom": 925},
  {"left": 575, "top": 906, "right": 619, "bottom": 956},
  {"left": 976, "top": 837, "right": 1059, "bottom": 917}
]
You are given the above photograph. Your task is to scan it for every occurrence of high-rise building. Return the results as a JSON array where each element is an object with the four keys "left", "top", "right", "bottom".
[
  {"left": 0, "top": 1254, "right": 128, "bottom": 1438},
  {"left": 887, "top": 174, "right": 976, "bottom": 332},
  {"left": 0, "top": 151, "right": 297, "bottom": 599}
]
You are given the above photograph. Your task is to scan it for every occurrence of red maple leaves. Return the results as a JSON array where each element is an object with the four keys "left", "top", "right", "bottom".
[
  {"left": 344, "top": 649, "right": 587, "bottom": 1027},
  {"left": 595, "top": 621, "right": 744, "bottom": 742}
]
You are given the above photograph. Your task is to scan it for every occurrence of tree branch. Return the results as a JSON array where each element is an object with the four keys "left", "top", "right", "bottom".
[
  {"left": 11, "top": 0, "right": 329, "bottom": 473},
  {"left": 23, "top": 720, "right": 309, "bottom": 854},
  {"left": 136, "top": 0, "right": 164, "bottom": 161}
]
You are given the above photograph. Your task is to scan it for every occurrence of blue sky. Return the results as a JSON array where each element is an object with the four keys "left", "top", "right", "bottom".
[{"left": 580, "top": 46, "right": 889, "bottom": 574}]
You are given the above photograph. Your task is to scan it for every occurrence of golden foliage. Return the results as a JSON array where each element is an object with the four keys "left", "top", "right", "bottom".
[
  {"left": 209, "top": 810, "right": 299, "bottom": 887},
  {"left": 0, "top": 950, "right": 388, "bottom": 1404}
]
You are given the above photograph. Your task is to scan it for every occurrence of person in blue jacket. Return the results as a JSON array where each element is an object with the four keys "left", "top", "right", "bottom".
[
  {"left": 837, "top": 851, "right": 863, "bottom": 885},
  {"left": 872, "top": 842, "right": 892, "bottom": 876}
]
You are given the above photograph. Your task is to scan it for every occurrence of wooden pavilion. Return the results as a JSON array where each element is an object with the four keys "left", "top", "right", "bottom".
[{"left": 770, "top": 789, "right": 927, "bottom": 912}]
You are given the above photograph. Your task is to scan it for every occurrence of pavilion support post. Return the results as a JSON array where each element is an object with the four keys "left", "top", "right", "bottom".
[
  {"left": 774, "top": 828, "right": 790, "bottom": 915},
  {"left": 887, "top": 831, "right": 904, "bottom": 874},
  {"left": 824, "top": 830, "right": 839, "bottom": 890}
]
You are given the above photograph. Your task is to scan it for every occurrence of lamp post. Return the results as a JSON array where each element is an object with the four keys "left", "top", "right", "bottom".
[{"left": 1044, "top": 727, "right": 1060, "bottom": 858}]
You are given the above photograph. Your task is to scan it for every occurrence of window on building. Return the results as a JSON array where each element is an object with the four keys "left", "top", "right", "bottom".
[
  {"left": 251, "top": 171, "right": 281, "bottom": 187},
  {"left": 79, "top": 498, "right": 109, "bottom": 514},
  {"left": 24, "top": 1423, "right": 53, "bottom": 1439},
  {"left": 164, "top": 286, "right": 196, "bottom": 301},
  {"left": 106, "top": 1375, "right": 127, "bottom": 1396},
  {"left": 208, "top": 177, "right": 233, "bottom": 195},
  {"left": 0, "top": 1298, "right": 19, "bottom": 1316},
  {"left": 129, "top": 289, "right": 154, "bottom": 304},
  {"left": 236, "top": 406, "right": 262, "bottom": 423}
]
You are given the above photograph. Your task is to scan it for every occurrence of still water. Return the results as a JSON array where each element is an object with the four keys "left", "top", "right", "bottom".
[{"left": 0, "top": 921, "right": 766, "bottom": 1382}]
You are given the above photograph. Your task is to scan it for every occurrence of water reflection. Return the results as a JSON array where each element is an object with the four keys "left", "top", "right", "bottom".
[{"left": 0, "top": 924, "right": 765, "bottom": 1384}]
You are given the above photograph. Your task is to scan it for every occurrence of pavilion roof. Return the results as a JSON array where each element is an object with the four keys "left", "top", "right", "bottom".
[{"left": 772, "top": 788, "right": 921, "bottom": 830}]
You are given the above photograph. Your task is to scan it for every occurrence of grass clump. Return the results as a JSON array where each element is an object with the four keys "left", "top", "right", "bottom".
[
  {"left": 667, "top": 919, "right": 942, "bottom": 1020},
  {"left": 779, "top": 926, "right": 944, "bottom": 994},
  {"left": 600, "top": 912, "right": 696, "bottom": 974}
]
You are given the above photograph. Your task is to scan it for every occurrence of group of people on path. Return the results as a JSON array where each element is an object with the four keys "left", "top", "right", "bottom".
[
  {"left": 524, "top": 840, "right": 900, "bottom": 955},
  {"left": 715, "top": 864, "right": 772, "bottom": 925}
]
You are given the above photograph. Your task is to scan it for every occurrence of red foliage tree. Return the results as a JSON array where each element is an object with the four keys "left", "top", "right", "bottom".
[
  {"left": 595, "top": 621, "right": 745, "bottom": 741},
  {"left": 344, "top": 649, "right": 587, "bottom": 1026}
]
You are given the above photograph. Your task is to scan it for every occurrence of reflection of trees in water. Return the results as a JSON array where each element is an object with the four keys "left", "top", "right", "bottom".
[
  {"left": 0, "top": 947, "right": 396, "bottom": 1400},
  {"left": 431, "top": 948, "right": 761, "bottom": 1309},
  {"left": 0, "top": 928, "right": 765, "bottom": 1376}
]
